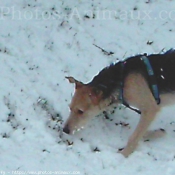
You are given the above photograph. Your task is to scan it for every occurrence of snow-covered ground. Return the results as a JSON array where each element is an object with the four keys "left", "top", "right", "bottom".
[{"left": 0, "top": 0, "right": 175, "bottom": 174}]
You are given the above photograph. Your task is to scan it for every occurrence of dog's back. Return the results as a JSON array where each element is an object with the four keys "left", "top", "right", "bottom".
[
  {"left": 150, "top": 49, "right": 175, "bottom": 93},
  {"left": 124, "top": 49, "right": 175, "bottom": 94}
]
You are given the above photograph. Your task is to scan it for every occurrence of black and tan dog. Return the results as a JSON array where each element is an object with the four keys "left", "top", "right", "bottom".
[{"left": 63, "top": 49, "right": 175, "bottom": 157}]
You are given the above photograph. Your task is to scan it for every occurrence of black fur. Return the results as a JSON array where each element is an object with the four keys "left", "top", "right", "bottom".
[{"left": 88, "top": 49, "right": 175, "bottom": 99}]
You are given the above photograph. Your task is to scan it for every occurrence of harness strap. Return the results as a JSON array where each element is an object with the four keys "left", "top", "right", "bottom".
[
  {"left": 123, "top": 101, "right": 141, "bottom": 114},
  {"left": 119, "top": 61, "right": 141, "bottom": 114},
  {"left": 141, "top": 55, "right": 160, "bottom": 104},
  {"left": 119, "top": 55, "right": 160, "bottom": 114}
]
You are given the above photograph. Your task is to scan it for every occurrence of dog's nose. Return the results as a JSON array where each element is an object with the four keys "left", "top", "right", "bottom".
[{"left": 63, "top": 125, "right": 70, "bottom": 134}]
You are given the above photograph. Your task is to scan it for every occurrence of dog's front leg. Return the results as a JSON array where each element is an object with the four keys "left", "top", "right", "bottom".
[
  {"left": 120, "top": 107, "right": 159, "bottom": 157},
  {"left": 119, "top": 73, "right": 161, "bottom": 157}
]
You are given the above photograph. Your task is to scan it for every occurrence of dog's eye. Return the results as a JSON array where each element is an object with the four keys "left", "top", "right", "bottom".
[{"left": 77, "top": 109, "right": 84, "bottom": 115}]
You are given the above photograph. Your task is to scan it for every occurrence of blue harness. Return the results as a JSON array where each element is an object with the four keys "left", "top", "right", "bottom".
[{"left": 119, "top": 55, "right": 160, "bottom": 114}]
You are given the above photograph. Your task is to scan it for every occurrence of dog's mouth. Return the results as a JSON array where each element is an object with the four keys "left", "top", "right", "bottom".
[
  {"left": 63, "top": 123, "right": 85, "bottom": 135},
  {"left": 72, "top": 126, "right": 84, "bottom": 135}
]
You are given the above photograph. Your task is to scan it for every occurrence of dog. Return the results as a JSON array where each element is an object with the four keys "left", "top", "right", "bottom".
[{"left": 63, "top": 49, "right": 175, "bottom": 157}]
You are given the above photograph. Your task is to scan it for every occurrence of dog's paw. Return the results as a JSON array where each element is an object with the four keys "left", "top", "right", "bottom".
[{"left": 118, "top": 147, "right": 133, "bottom": 158}]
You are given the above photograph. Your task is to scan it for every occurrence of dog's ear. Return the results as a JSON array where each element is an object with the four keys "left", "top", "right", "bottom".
[
  {"left": 89, "top": 87, "right": 103, "bottom": 105},
  {"left": 66, "top": 76, "right": 84, "bottom": 89}
]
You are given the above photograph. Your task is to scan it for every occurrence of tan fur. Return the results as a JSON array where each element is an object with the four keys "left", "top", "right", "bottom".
[
  {"left": 64, "top": 74, "right": 174, "bottom": 157},
  {"left": 120, "top": 73, "right": 160, "bottom": 156},
  {"left": 64, "top": 77, "right": 111, "bottom": 134}
]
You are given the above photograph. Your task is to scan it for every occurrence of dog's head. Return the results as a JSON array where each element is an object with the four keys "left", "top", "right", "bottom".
[{"left": 63, "top": 77, "right": 104, "bottom": 134}]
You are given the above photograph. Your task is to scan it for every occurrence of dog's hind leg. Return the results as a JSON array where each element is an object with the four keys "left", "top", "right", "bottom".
[
  {"left": 143, "top": 128, "right": 166, "bottom": 141},
  {"left": 120, "top": 73, "right": 160, "bottom": 157}
]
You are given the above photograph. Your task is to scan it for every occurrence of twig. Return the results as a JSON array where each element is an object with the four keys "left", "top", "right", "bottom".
[{"left": 93, "top": 44, "right": 114, "bottom": 56}]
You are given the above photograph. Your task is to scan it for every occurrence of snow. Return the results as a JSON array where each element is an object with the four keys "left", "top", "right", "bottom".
[{"left": 0, "top": 0, "right": 175, "bottom": 174}]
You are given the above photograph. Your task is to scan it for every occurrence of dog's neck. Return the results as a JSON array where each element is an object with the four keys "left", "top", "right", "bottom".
[{"left": 88, "top": 62, "right": 123, "bottom": 99}]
